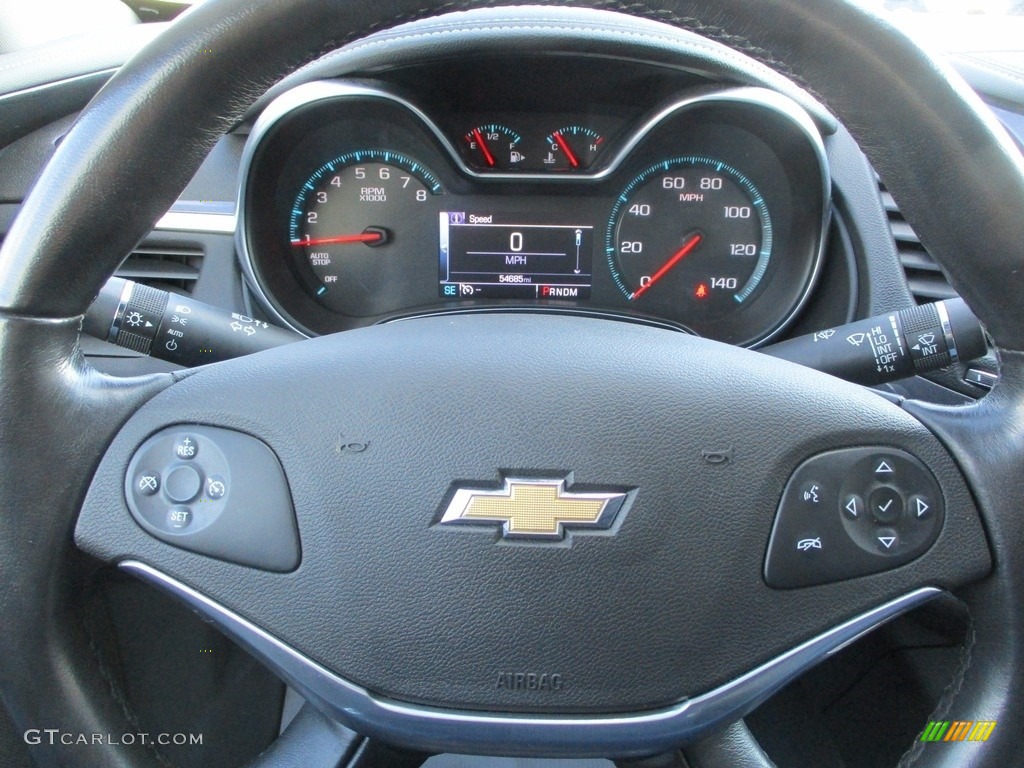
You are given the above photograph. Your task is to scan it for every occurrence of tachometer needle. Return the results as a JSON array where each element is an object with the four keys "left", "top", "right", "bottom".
[
  {"left": 552, "top": 132, "right": 580, "bottom": 169},
  {"left": 629, "top": 231, "right": 703, "bottom": 300},
  {"left": 472, "top": 128, "right": 497, "bottom": 168},
  {"left": 292, "top": 230, "right": 386, "bottom": 247}
]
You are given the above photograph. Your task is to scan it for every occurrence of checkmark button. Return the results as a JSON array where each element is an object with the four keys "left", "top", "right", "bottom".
[{"left": 869, "top": 487, "right": 904, "bottom": 524}]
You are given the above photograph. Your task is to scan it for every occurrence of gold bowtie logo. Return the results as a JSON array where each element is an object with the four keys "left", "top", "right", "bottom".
[{"left": 438, "top": 477, "right": 631, "bottom": 540}]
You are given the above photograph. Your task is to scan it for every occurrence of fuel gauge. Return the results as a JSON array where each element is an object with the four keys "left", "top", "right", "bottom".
[
  {"left": 542, "top": 125, "right": 604, "bottom": 171},
  {"left": 462, "top": 124, "right": 525, "bottom": 171}
]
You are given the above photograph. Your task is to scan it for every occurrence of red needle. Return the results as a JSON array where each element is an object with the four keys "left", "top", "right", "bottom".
[
  {"left": 552, "top": 132, "right": 579, "bottom": 169},
  {"left": 630, "top": 232, "right": 703, "bottom": 301},
  {"left": 292, "top": 232, "right": 383, "bottom": 247},
  {"left": 472, "top": 128, "right": 496, "bottom": 168}
]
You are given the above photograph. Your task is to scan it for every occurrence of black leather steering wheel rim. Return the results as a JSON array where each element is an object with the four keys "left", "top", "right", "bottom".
[{"left": 1, "top": 1, "right": 1023, "bottom": 767}]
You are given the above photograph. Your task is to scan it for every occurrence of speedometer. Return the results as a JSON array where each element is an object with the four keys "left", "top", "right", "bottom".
[{"left": 606, "top": 156, "right": 772, "bottom": 319}]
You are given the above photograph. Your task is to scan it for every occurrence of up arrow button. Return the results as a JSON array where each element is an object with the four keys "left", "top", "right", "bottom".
[{"left": 875, "top": 459, "right": 895, "bottom": 474}]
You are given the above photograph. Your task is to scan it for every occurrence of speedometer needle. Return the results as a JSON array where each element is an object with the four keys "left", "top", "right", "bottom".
[
  {"left": 629, "top": 231, "right": 703, "bottom": 300},
  {"left": 292, "top": 230, "right": 386, "bottom": 247}
]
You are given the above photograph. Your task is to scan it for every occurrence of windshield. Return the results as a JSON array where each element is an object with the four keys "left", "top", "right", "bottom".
[
  {"left": 856, "top": 0, "right": 1022, "bottom": 14},
  {"left": 850, "top": 0, "right": 1024, "bottom": 57}
]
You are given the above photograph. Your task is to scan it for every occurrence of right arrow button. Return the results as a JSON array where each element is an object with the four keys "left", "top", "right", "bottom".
[{"left": 909, "top": 494, "right": 932, "bottom": 520}]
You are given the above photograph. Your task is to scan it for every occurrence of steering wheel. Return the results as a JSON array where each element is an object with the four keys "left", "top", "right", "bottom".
[{"left": 2, "top": 1, "right": 1023, "bottom": 766}]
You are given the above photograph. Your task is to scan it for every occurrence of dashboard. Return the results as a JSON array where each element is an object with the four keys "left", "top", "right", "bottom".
[
  {"left": 0, "top": 4, "right": 1018, "bottom": 767},
  {"left": 240, "top": 57, "right": 829, "bottom": 346}
]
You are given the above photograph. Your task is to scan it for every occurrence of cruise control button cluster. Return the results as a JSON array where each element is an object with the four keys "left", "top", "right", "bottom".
[
  {"left": 127, "top": 430, "right": 232, "bottom": 535},
  {"left": 124, "top": 425, "right": 299, "bottom": 571},
  {"left": 764, "top": 447, "right": 944, "bottom": 588}
]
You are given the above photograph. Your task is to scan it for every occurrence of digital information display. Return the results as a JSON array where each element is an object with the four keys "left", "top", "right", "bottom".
[{"left": 439, "top": 212, "right": 594, "bottom": 300}]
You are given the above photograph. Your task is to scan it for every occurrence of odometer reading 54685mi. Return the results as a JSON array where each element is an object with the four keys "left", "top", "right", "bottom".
[{"left": 440, "top": 212, "right": 594, "bottom": 299}]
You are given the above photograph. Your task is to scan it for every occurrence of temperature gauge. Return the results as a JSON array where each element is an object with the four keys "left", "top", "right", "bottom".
[
  {"left": 542, "top": 126, "right": 604, "bottom": 171},
  {"left": 462, "top": 124, "right": 525, "bottom": 170}
]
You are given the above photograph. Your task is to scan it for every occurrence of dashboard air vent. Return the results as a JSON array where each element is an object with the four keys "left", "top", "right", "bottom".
[
  {"left": 879, "top": 181, "right": 957, "bottom": 304},
  {"left": 115, "top": 242, "right": 204, "bottom": 294}
]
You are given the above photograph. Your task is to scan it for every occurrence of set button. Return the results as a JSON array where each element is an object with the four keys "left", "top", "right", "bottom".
[{"left": 167, "top": 507, "right": 193, "bottom": 530}]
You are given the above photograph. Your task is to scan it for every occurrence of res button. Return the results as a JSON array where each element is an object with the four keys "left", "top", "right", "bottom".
[{"left": 174, "top": 435, "right": 198, "bottom": 460}]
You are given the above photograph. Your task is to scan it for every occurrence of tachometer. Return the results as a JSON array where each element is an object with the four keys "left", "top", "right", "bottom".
[
  {"left": 606, "top": 156, "right": 772, "bottom": 320},
  {"left": 289, "top": 150, "right": 443, "bottom": 315}
]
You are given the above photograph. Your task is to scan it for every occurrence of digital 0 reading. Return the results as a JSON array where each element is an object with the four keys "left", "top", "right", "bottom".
[{"left": 439, "top": 212, "right": 594, "bottom": 299}]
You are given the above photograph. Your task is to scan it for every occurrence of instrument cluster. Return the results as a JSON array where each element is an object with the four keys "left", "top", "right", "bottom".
[{"left": 240, "top": 60, "right": 830, "bottom": 346}]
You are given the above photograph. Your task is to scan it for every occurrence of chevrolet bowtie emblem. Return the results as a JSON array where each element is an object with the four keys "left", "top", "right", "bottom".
[{"left": 438, "top": 476, "right": 632, "bottom": 540}]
